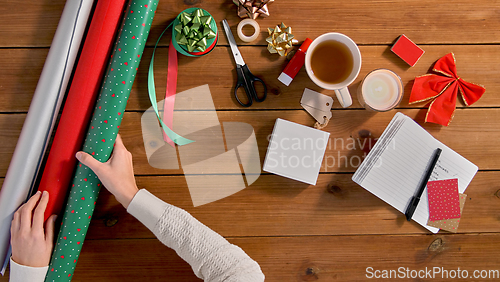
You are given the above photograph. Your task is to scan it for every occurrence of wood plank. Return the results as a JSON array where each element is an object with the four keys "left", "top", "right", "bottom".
[
  {"left": 3, "top": 234, "right": 500, "bottom": 281},
  {"left": 0, "top": 114, "right": 26, "bottom": 177},
  {"left": 106, "top": 44, "right": 500, "bottom": 111},
  {"left": 1, "top": 0, "right": 500, "bottom": 47},
  {"left": 0, "top": 108, "right": 499, "bottom": 177},
  {"left": 0, "top": 49, "right": 48, "bottom": 112},
  {"left": 121, "top": 109, "right": 500, "bottom": 174},
  {"left": 0, "top": 45, "right": 498, "bottom": 113},
  {"left": 84, "top": 171, "right": 500, "bottom": 239},
  {"left": 0, "top": 0, "right": 63, "bottom": 47},
  {"left": 1, "top": 173, "right": 497, "bottom": 239}
]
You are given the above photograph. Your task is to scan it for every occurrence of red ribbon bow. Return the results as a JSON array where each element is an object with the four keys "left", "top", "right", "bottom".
[{"left": 409, "top": 53, "right": 485, "bottom": 126}]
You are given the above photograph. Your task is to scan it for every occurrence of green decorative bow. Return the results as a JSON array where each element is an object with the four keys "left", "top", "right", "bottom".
[{"left": 174, "top": 8, "right": 217, "bottom": 53}]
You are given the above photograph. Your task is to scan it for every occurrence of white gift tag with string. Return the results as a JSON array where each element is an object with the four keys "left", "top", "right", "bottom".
[{"left": 300, "top": 88, "right": 333, "bottom": 124}]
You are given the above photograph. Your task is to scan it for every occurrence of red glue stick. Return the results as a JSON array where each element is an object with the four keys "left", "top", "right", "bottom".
[{"left": 278, "top": 38, "right": 313, "bottom": 86}]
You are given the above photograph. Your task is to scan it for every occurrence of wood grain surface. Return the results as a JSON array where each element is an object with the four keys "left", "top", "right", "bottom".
[
  {"left": 2, "top": 234, "right": 500, "bottom": 281},
  {"left": 0, "top": 0, "right": 499, "bottom": 281},
  {"left": 1, "top": 45, "right": 499, "bottom": 112},
  {"left": 1, "top": 0, "right": 499, "bottom": 47}
]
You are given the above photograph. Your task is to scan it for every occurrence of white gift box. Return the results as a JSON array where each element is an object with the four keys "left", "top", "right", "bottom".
[{"left": 263, "top": 118, "right": 330, "bottom": 185}]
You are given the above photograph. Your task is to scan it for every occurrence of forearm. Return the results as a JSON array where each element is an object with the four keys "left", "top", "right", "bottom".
[{"left": 127, "top": 189, "right": 264, "bottom": 282}]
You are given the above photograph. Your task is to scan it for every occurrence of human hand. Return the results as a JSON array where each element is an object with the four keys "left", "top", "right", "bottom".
[
  {"left": 76, "top": 134, "right": 139, "bottom": 209},
  {"left": 11, "top": 191, "right": 57, "bottom": 267}
]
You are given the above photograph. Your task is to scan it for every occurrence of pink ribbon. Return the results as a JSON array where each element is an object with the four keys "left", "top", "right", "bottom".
[{"left": 162, "top": 39, "right": 178, "bottom": 147}]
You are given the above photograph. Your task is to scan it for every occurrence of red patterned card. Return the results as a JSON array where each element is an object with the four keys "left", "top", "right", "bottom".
[
  {"left": 427, "top": 178, "right": 461, "bottom": 221},
  {"left": 428, "top": 193, "right": 467, "bottom": 233}
]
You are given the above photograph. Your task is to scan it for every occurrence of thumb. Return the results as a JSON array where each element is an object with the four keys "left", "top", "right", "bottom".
[
  {"left": 76, "top": 151, "right": 103, "bottom": 174},
  {"left": 45, "top": 214, "right": 57, "bottom": 243},
  {"left": 114, "top": 134, "right": 127, "bottom": 152}
]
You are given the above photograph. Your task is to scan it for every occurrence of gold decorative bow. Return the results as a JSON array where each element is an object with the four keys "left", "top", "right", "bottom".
[{"left": 266, "top": 23, "right": 298, "bottom": 56}]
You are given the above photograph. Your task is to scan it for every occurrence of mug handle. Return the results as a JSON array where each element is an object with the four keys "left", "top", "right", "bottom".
[{"left": 334, "top": 87, "right": 353, "bottom": 108}]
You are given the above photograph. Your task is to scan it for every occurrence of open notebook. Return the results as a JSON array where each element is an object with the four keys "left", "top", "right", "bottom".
[{"left": 352, "top": 112, "right": 478, "bottom": 233}]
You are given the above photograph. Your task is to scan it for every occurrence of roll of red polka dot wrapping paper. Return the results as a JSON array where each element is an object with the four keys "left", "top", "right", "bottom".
[{"left": 45, "top": 0, "right": 159, "bottom": 281}]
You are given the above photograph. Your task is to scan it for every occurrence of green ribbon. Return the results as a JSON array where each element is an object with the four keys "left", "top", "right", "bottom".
[
  {"left": 148, "top": 8, "right": 218, "bottom": 147},
  {"left": 148, "top": 24, "right": 195, "bottom": 146}
]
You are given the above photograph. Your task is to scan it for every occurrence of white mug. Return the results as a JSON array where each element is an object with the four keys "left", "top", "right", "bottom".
[{"left": 305, "top": 33, "right": 362, "bottom": 108}]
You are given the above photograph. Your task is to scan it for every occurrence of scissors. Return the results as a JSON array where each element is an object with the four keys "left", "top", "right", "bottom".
[{"left": 222, "top": 19, "right": 267, "bottom": 107}]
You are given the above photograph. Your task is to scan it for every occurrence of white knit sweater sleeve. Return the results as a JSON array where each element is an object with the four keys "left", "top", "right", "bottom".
[
  {"left": 127, "top": 189, "right": 265, "bottom": 282},
  {"left": 9, "top": 258, "right": 48, "bottom": 282}
]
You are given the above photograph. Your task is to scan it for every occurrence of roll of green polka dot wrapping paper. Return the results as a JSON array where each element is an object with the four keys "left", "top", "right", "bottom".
[{"left": 45, "top": 0, "right": 159, "bottom": 280}]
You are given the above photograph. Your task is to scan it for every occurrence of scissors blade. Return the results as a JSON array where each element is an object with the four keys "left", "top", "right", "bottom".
[{"left": 222, "top": 19, "right": 246, "bottom": 67}]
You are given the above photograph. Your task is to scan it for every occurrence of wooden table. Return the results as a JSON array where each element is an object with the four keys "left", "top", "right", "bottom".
[{"left": 1, "top": 0, "right": 500, "bottom": 281}]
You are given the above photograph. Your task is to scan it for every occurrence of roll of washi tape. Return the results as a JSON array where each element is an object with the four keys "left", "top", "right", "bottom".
[
  {"left": 0, "top": 0, "right": 94, "bottom": 273},
  {"left": 149, "top": 8, "right": 218, "bottom": 146},
  {"left": 237, "top": 19, "right": 260, "bottom": 43},
  {"left": 45, "top": 1, "right": 159, "bottom": 281}
]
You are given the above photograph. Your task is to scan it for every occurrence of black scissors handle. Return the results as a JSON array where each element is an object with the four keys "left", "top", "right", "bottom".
[{"left": 235, "top": 64, "right": 267, "bottom": 107}]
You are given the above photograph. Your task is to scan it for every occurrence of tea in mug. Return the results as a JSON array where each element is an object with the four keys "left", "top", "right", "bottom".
[{"left": 310, "top": 40, "right": 354, "bottom": 84}]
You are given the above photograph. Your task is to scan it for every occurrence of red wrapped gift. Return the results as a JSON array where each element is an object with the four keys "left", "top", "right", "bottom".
[
  {"left": 391, "top": 34, "right": 425, "bottom": 67},
  {"left": 409, "top": 53, "right": 485, "bottom": 126}
]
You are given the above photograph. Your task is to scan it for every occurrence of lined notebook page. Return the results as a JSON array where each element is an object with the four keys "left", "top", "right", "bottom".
[{"left": 353, "top": 113, "right": 478, "bottom": 233}]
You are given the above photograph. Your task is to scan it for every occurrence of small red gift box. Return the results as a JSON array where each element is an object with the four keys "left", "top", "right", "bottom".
[{"left": 391, "top": 34, "right": 425, "bottom": 67}]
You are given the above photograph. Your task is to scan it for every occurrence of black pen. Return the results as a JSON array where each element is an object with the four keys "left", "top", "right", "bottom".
[{"left": 405, "top": 148, "right": 442, "bottom": 221}]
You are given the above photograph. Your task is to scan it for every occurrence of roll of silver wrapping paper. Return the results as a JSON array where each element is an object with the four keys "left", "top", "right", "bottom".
[{"left": 0, "top": 0, "right": 94, "bottom": 274}]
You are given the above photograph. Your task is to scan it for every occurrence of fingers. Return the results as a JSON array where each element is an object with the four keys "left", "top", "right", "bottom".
[
  {"left": 115, "top": 133, "right": 124, "bottom": 147},
  {"left": 115, "top": 134, "right": 133, "bottom": 158},
  {"left": 32, "top": 191, "right": 49, "bottom": 231},
  {"left": 20, "top": 191, "right": 42, "bottom": 230},
  {"left": 76, "top": 151, "right": 103, "bottom": 174},
  {"left": 45, "top": 214, "right": 57, "bottom": 244},
  {"left": 11, "top": 208, "right": 20, "bottom": 234},
  {"left": 113, "top": 134, "right": 127, "bottom": 153},
  {"left": 109, "top": 134, "right": 132, "bottom": 164}
]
